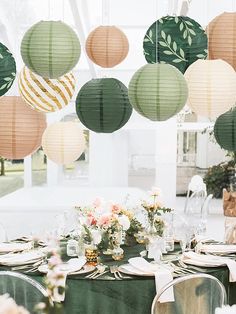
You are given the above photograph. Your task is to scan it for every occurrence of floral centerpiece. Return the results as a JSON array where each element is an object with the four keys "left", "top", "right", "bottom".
[
  {"left": 75, "top": 198, "right": 143, "bottom": 259},
  {"left": 142, "top": 187, "right": 172, "bottom": 236}
]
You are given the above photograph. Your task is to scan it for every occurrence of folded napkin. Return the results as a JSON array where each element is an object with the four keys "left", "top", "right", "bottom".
[
  {"left": 182, "top": 252, "right": 236, "bottom": 282},
  {"left": 198, "top": 244, "right": 236, "bottom": 254},
  {"left": 51, "top": 257, "right": 86, "bottom": 302},
  {"left": 128, "top": 257, "right": 174, "bottom": 303},
  {"left": 0, "top": 242, "right": 32, "bottom": 253}
]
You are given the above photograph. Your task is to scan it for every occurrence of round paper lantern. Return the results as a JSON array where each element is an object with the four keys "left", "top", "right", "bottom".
[
  {"left": 143, "top": 16, "right": 207, "bottom": 73},
  {"left": 76, "top": 78, "right": 132, "bottom": 133},
  {"left": 19, "top": 66, "right": 75, "bottom": 113},
  {"left": 86, "top": 26, "right": 129, "bottom": 67},
  {"left": 21, "top": 21, "right": 81, "bottom": 79},
  {"left": 0, "top": 43, "right": 16, "bottom": 96},
  {"left": 42, "top": 122, "right": 86, "bottom": 165},
  {"left": 207, "top": 12, "right": 236, "bottom": 70},
  {"left": 128, "top": 63, "right": 188, "bottom": 121},
  {"left": 214, "top": 108, "right": 236, "bottom": 151},
  {"left": 184, "top": 59, "right": 236, "bottom": 119},
  {"left": 0, "top": 96, "right": 46, "bottom": 159}
]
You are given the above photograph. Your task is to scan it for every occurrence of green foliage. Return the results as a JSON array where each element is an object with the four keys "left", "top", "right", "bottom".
[{"left": 204, "top": 160, "right": 236, "bottom": 198}]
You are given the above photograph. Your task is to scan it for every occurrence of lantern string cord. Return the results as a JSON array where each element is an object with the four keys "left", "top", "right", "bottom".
[
  {"left": 102, "top": 0, "right": 110, "bottom": 25},
  {"left": 48, "top": 0, "right": 51, "bottom": 20},
  {"left": 155, "top": 0, "right": 158, "bottom": 63},
  {"left": 62, "top": 0, "right": 65, "bottom": 22}
]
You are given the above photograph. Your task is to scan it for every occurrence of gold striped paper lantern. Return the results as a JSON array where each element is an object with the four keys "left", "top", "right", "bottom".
[
  {"left": 184, "top": 59, "right": 236, "bottom": 119},
  {"left": 19, "top": 66, "right": 75, "bottom": 113},
  {"left": 207, "top": 12, "right": 236, "bottom": 70},
  {"left": 86, "top": 26, "right": 129, "bottom": 68},
  {"left": 0, "top": 96, "right": 46, "bottom": 159},
  {"left": 42, "top": 121, "right": 86, "bottom": 165}
]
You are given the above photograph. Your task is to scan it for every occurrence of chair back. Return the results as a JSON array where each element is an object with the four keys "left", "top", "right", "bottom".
[
  {"left": 151, "top": 273, "right": 226, "bottom": 314},
  {"left": 0, "top": 271, "right": 48, "bottom": 312}
]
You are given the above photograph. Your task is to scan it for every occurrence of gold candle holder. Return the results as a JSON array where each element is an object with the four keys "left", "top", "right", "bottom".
[{"left": 85, "top": 247, "right": 98, "bottom": 266}]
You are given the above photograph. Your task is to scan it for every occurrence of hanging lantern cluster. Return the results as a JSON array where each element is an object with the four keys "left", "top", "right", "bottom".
[
  {"left": 0, "top": 97, "right": 46, "bottom": 159},
  {"left": 184, "top": 59, "right": 236, "bottom": 119},
  {"left": 19, "top": 66, "right": 75, "bottom": 113},
  {"left": 207, "top": 12, "right": 236, "bottom": 70},
  {"left": 214, "top": 108, "right": 236, "bottom": 152},
  {"left": 128, "top": 63, "right": 188, "bottom": 121},
  {"left": 76, "top": 78, "right": 132, "bottom": 133},
  {"left": 143, "top": 15, "right": 208, "bottom": 73},
  {"left": 21, "top": 21, "right": 81, "bottom": 79},
  {"left": 42, "top": 122, "right": 86, "bottom": 165},
  {"left": 85, "top": 26, "right": 129, "bottom": 67}
]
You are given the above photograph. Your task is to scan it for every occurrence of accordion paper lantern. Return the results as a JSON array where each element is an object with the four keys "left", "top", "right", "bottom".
[
  {"left": 207, "top": 12, "right": 236, "bottom": 70},
  {"left": 184, "top": 59, "right": 236, "bottom": 119},
  {"left": 19, "top": 66, "right": 75, "bottom": 113},
  {"left": 214, "top": 109, "right": 236, "bottom": 152},
  {"left": 21, "top": 21, "right": 81, "bottom": 79},
  {"left": 86, "top": 26, "right": 129, "bottom": 68},
  {"left": 0, "top": 43, "right": 16, "bottom": 96},
  {"left": 0, "top": 96, "right": 46, "bottom": 159},
  {"left": 128, "top": 63, "right": 188, "bottom": 121},
  {"left": 42, "top": 122, "right": 86, "bottom": 165},
  {"left": 76, "top": 78, "right": 132, "bottom": 133},
  {"left": 143, "top": 16, "right": 207, "bottom": 73}
]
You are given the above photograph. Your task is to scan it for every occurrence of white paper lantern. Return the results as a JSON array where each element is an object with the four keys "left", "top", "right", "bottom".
[
  {"left": 184, "top": 59, "right": 236, "bottom": 119},
  {"left": 42, "top": 121, "right": 86, "bottom": 165}
]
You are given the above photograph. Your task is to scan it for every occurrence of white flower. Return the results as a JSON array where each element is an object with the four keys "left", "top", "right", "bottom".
[
  {"left": 91, "top": 229, "right": 102, "bottom": 245},
  {"left": 0, "top": 294, "right": 29, "bottom": 314},
  {"left": 118, "top": 215, "right": 130, "bottom": 231},
  {"left": 215, "top": 305, "right": 236, "bottom": 314},
  {"left": 149, "top": 187, "right": 162, "bottom": 197}
]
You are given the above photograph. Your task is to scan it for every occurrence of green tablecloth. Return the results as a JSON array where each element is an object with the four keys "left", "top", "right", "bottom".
[
  {"left": 31, "top": 244, "right": 236, "bottom": 314},
  {"left": 1, "top": 244, "right": 236, "bottom": 314}
]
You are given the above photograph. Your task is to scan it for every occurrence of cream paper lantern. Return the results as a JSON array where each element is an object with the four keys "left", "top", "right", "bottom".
[
  {"left": 184, "top": 59, "right": 236, "bottom": 119},
  {"left": 42, "top": 121, "right": 86, "bottom": 165},
  {"left": 19, "top": 66, "right": 75, "bottom": 113}
]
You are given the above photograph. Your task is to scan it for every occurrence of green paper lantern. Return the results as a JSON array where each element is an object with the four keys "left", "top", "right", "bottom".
[
  {"left": 143, "top": 16, "right": 208, "bottom": 73},
  {"left": 76, "top": 78, "right": 132, "bottom": 133},
  {"left": 0, "top": 43, "right": 16, "bottom": 96},
  {"left": 128, "top": 63, "right": 188, "bottom": 121},
  {"left": 21, "top": 21, "right": 81, "bottom": 79},
  {"left": 214, "top": 108, "right": 236, "bottom": 152}
]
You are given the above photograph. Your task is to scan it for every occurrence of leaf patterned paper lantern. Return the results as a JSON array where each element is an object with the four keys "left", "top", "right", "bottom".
[
  {"left": 21, "top": 21, "right": 81, "bottom": 79},
  {"left": 128, "top": 63, "right": 188, "bottom": 121},
  {"left": 184, "top": 59, "right": 236, "bottom": 119},
  {"left": 214, "top": 108, "right": 236, "bottom": 152},
  {"left": 42, "top": 122, "right": 86, "bottom": 165},
  {"left": 0, "top": 96, "right": 46, "bottom": 159},
  {"left": 0, "top": 43, "right": 16, "bottom": 96},
  {"left": 143, "top": 16, "right": 208, "bottom": 73},
  {"left": 86, "top": 26, "right": 129, "bottom": 68},
  {"left": 207, "top": 12, "right": 236, "bottom": 70},
  {"left": 76, "top": 78, "right": 132, "bottom": 133},
  {"left": 19, "top": 66, "right": 75, "bottom": 113}
]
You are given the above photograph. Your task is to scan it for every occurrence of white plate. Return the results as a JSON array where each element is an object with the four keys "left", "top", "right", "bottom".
[
  {"left": 182, "top": 259, "right": 225, "bottom": 268},
  {"left": 38, "top": 263, "right": 95, "bottom": 275}
]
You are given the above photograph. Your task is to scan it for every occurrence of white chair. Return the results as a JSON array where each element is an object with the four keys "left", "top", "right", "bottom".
[
  {"left": 151, "top": 273, "right": 227, "bottom": 314},
  {"left": 184, "top": 175, "right": 207, "bottom": 214},
  {"left": 0, "top": 271, "right": 49, "bottom": 312}
]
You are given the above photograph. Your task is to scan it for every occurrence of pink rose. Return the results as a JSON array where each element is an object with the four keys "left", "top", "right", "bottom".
[{"left": 97, "top": 214, "right": 111, "bottom": 227}]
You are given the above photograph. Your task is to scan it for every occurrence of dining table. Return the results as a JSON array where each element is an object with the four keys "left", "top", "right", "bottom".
[{"left": 0, "top": 242, "right": 235, "bottom": 314}]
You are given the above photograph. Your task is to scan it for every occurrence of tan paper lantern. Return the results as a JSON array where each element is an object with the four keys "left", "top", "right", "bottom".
[
  {"left": 184, "top": 59, "right": 236, "bottom": 119},
  {"left": 42, "top": 121, "right": 86, "bottom": 165},
  {"left": 19, "top": 66, "right": 75, "bottom": 113},
  {"left": 0, "top": 96, "right": 46, "bottom": 159},
  {"left": 207, "top": 12, "right": 236, "bottom": 70},
  {"left": 86, "top": 26, "right": 129, "bottom": 67}
]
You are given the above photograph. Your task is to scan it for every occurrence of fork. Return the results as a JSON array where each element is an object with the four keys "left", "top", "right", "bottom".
[{"left": 110, "top": 265, "right": 122, "bottom": 280}]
